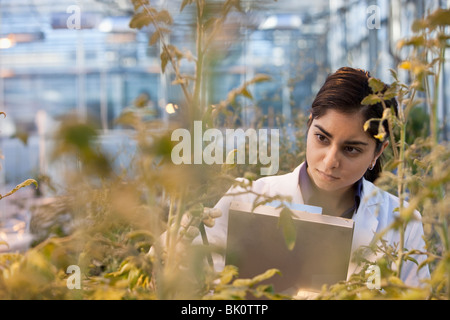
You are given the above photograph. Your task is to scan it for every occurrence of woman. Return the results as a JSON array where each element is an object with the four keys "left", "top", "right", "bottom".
[{"left": 206, "top": 67, "right": 430, "bottom": 288}]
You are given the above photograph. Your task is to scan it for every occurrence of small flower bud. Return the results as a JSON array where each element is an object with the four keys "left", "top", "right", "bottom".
[
  {"left": 208, "top": 208, "right": 222, "bottom": 218},
  {"left": 202, "top": 216, "right": 215, "bottom": 228}
]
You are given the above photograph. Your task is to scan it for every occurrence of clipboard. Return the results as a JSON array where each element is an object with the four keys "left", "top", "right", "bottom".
[{"left": 225, "top": 201, "right": 354, "bottom": 293}]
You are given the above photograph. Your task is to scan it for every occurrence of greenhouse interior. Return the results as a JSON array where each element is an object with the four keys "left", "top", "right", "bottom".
[{"left": 0, "top": 0, "right": 449, "bottom": 301}]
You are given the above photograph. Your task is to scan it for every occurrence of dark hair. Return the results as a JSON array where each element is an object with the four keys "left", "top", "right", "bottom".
[{"left": 308, "top": 67, "right": 398, "bottom": 182}]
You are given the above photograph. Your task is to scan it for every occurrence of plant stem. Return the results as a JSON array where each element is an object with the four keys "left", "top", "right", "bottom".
[
  {"left": 192, "top": 0, "right": 205, "bottom": 123},
  {"left": 165, "top": 197, "right": 175, "bottom": 249},
  {"left": 141, "top": 3, "right": 192, "bottom": 106},
  {"left": 431, "top": 44, "right": 445, "bottom": 144},
  {"left": 381, "top": 99, "right": 399, "bottom": 161},
  {"left": 167, "top": 194, "right": 184, "bottom": 265},
  {"left": 396, "top": 120, "right": 407, "bottom": 278}
]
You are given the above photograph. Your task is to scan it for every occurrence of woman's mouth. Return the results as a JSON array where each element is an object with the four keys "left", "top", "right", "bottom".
[{"left": 316, "top": 169, "right": 339, "bottom": 181}]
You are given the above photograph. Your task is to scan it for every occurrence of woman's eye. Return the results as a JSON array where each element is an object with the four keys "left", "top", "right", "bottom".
[
  {"left": 315, "top": 134, "right": 328, "bottom": 143},
  {"left": 344, "top": 146, "right": 361, "bottom": 154}
]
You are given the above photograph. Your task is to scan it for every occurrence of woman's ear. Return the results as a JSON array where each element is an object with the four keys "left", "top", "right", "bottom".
[
  {"left": 307, "top": 113, "right": 313, "bottom": 127},
  {"left": 374, "top": 140, "right": 389, "bottom": 161}
]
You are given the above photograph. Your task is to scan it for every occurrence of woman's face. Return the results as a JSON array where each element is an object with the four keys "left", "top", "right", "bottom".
[{"left": 306, "top": 109, "right": 385, "bottom": 193}]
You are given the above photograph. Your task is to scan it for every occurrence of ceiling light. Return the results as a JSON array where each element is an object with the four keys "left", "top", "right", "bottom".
[{"left": 0, "top": 37, "right": 14, "bottom": 49}]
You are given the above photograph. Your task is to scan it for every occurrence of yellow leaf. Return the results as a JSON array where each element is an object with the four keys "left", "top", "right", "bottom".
[
  {"left": 363, "top": 120, "right": 370, "bottom": 132},
  {"left": 232, "top": 278, "right": 252, "bottom": 287},
  {"left": 251, "top": 268, "right": 280, "bottom": 285},
  {"left": 129, "top": 11, "right": 152, "bottom": 30},
  {"left": 0, "top": 179, "right": 38, "bottom": 200},
  {"left": 220, "top": 265, "right": 238, "bottom": 285},
  {"left": 427, "top": 8, "right": 450, "bottom": 29},
  {"left": 149, "top": 31, "right": 160, "bottom": 46},
  {"left": 388, "top": 276, "right": 404, "bottom": 286},
  {"left": 155, "top": 9, "right": 173, "bottom": 25},
  {"left": 0, "top": 240, "right": 9, "bottom": 248},
  {"left": 251, "top": 74, "right": 272, "bottom": 83},
  {"left": 361, "top": 94, "right": 381, "bottom": 105},
  {"left": 374, "top": 132, "right": 386, "bottom": 141},
  {"left": 399, "top": 61, "right": 411, "bottom": 70},
  {"left": 368, "top": 78, "right": 385, "bottom": 94},
  {"left": 160, "top": 51, "right": 169, "bottom": 73}
]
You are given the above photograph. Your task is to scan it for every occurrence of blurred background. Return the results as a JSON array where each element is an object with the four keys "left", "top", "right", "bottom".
[
  {"left": 0, "top": 0, "right": 449, "bottom": 251},
  {"left": 1, "top": 0, "right": 449, "bottom": 184}
]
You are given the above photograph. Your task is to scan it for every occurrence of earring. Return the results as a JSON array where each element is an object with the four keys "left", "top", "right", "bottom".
[{"left": 369, "top": 161, "right": 376, "bottom": 171}]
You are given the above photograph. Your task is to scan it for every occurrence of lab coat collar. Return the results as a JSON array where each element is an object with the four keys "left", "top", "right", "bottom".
[
  {"left": 347, "top": 179, "right": 382, "bottom": 276},
  {"left": 291, "top": 163, "right": 305, "bottom": 204},
  {"left": 274, "top": 162, "right": 305, "bottom": 205}
]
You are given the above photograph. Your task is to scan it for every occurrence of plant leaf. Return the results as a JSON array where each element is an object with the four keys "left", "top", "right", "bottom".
[
  {"left": 240, "top": 87, "right": 253, "bottom": 100},
  {"left": 362, "top": 94, "right": 382, "bottom": 105},
  {"left": 0, "top": 179, "right": 38, "bottom": 200},
  {"left": 251, "top": 74, "right": 272, "bottom": 83},
  {"left": 180, "top": 0, "right": 195, "bottom": 12},
  {"left": 232, "top": 278, "right": 252, "bottom": 287},
  {"left": 129, "top": 11, "right": 152, "bottom": 30},
  {"left": 149, "top": 31, "right": 160, "bottom": 46},
  {"left": 220, "top": 265, "right": 239, "bottom": 285},
  {"left": 427, "top": 8, "right": 450, "bottom": 29},
  {"left": 250, "top": 268, "right": 280, "bottom": 286},
  {"left": 131, "top": 0, "right": 149, "bottom": 11},
  {"left": 0, "top": 240, "right": 9, "bottom": 249},
  {"left": 155, "top": 9, "right": 173, "bottom": 25},
  {"left": 278, "top": 207, "right": 296, "bottom": 251},
  {"left": 160, "top": 50, "right": 169, "bottom": 73},
  {"left": 368, "top": 77, "right": 385, "bottom": 93}
]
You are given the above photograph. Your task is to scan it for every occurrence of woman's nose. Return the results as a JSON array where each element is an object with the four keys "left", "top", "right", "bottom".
[{"left": 323, "top": 146, "right": 340, "bottom": 169}]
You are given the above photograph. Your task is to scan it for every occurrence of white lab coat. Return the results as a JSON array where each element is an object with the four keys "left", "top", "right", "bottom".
[{"left": 206, "top": 162, "right": 430, "bottom": 287}]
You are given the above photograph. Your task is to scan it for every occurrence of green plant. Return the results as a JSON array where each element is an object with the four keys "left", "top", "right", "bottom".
[
  {"left": 0, "top": 2, "right": 448, "bottom": 301},
  {"left": 317, "top": 8, "right": 450, "bottom": 300},
  {"left": 0, "top": 0, "right": 284, "bottom": 300}
]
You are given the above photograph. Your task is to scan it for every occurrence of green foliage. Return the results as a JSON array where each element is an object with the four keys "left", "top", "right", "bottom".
[
  {"left": 319, "top": 8, "right": 450, "bottom": 300},
  {"left": 208, "top": 266, "right": 288, "bottom": 300},
  {"left": 278, "top": 207, "right": 297, "bottom": 251},
  {"left": 51, "top": 116, "right": 112, "bottom": 178}
]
